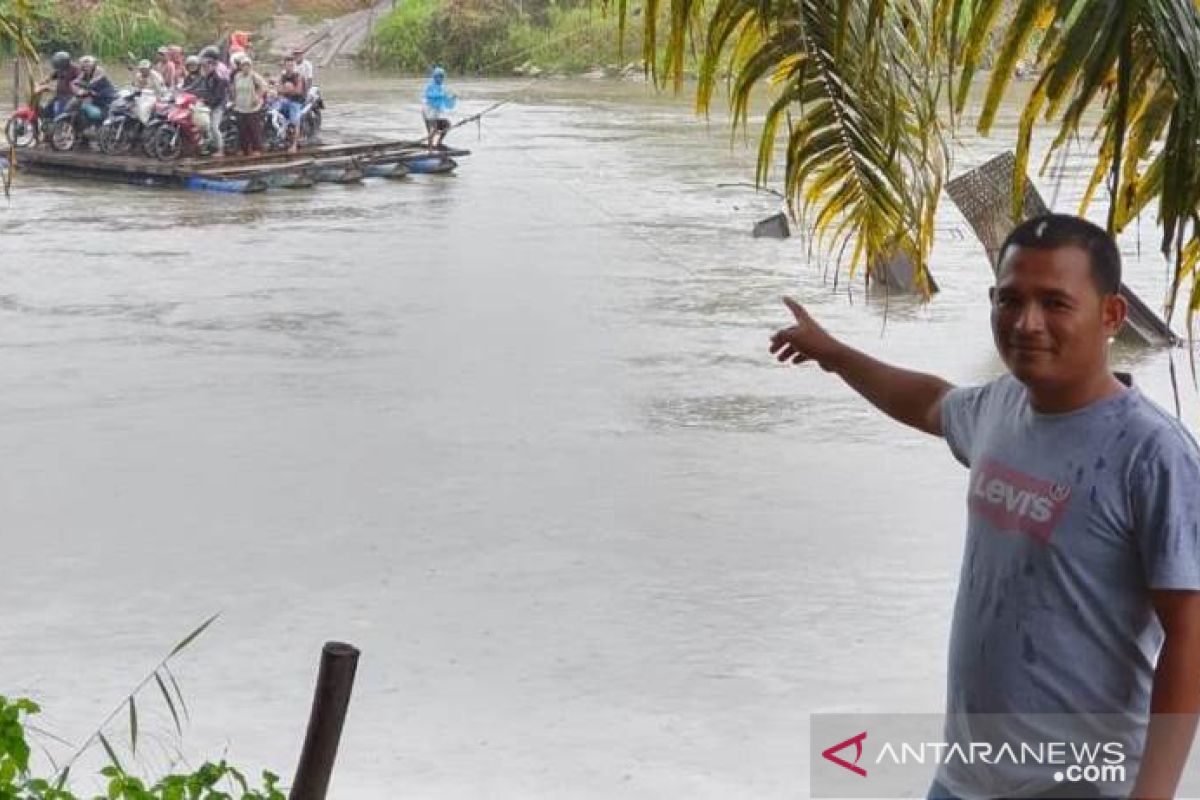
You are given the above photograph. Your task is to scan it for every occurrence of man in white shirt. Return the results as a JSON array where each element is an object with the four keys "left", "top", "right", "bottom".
[{"left": 293, "top": 49, "right": 315, "bottom": 85}]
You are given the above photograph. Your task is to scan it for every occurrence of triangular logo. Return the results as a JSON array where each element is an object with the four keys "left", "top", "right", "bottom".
[{"left": 821, "top": 731, "right": 868, "bottom": 777}]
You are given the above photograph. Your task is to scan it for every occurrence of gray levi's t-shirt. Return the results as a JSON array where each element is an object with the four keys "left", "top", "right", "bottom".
[{"left": 934, "top": 375, "right": 1200, "bottom": 799}]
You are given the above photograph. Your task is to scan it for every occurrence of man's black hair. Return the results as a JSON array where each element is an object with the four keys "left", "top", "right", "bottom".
[{"left": 996, "top": 213, "right": 1122, "bottom": 295}]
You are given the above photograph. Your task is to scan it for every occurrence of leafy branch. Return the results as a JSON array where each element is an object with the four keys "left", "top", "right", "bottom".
[{"left": 0, "top": 614, "right": 284, "bottom": 800}]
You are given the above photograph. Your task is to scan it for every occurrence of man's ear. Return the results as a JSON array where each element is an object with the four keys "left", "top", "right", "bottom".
[{"left": 1102, "top": 292, "right": 1128, "bottom": 337}]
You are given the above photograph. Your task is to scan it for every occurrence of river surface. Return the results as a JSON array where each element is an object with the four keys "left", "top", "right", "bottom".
[{"left": 1, "top": 72, "right": 1197, "bottom": 798}]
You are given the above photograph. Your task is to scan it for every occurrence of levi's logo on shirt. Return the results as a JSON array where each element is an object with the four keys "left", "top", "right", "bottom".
[{"left": 969, "top": 458, "right": 1072, "bottom": 543}]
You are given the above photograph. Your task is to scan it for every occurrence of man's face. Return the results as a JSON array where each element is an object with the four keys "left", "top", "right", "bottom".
[{"left": 990, "top": 245, "right": 1126, "bottom": 392}]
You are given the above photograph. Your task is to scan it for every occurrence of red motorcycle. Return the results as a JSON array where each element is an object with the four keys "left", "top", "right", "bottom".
[
  {"left": 151, "top": 93, "right": 216, "bottom": 161},
  {"left": 3, "top": 88, "right": 54, "bottom": 148}
]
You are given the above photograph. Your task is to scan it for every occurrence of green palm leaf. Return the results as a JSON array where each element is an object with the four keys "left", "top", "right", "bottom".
[{"left": 620, "top": 0, "right": 947, "bottom": 293}]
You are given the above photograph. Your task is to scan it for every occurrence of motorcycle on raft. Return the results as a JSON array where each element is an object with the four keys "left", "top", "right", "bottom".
[
  {"left": 3, "top": 88, "right": 56, "bottom": 148},
  {"left": 98, "top": 88, "right": 166, "bottom": 156},
  {"left": 262, "top": 86, "right": 325, "bottom": 152},
  {"left": 150, "top": 93, "right": 238, "bottom": 161},
  {"left": 49, "top": 89, "right": 108, "bottom": 151}
]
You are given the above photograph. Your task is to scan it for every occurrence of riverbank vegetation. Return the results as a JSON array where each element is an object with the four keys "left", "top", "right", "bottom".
[
  {"left": 366, "top": 0, "right": 652, "bottom": 75},
  {"left": 0, "top": 617, "right": 288, "bottom": 800},
  {"left": 0, "top": 0, "right": 363, "bottom": 60},
  {"left": 1, "top": 698, "right": 284, "bottom": 800},
  {"left": 0, "top": 0, "right": 198, "bottom": 58}
]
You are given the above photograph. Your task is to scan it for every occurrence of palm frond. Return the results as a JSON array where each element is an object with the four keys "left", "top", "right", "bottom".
[
  {"left": 998, "top": 0, "right": 1200, "bottom": 325},
  {"left": 620, "top": 0, "right": 948, "bottom": 294}
]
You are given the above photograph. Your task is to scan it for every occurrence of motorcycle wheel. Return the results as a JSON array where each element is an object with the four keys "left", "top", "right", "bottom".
[
  {"left": 154, "top": 125, "right": 183, "bottom": 161},
  {"left": 299, "top": 116, "right": 316, "bottom": 145},
  {"left": 3, "top": 116, "right": 36, "bottom": 148},
  {"left": 264, "top": 114, "right": 286, "bottom": 151},
  {"left": 221, "top": 123, "right": 239, "bottom": 154},
  {"left": 98, "top": 122, "right": 118, "bottom": 155},
  {"left": 309, "top": 110, "right": 322, "bottom": 145},
  {"left": 106, "top": 120, "right": 135, "bottom": 156},
  {"left": 50, "top": 116, "right": 77, "bottom": 151},
  {"left": 142, "top": 123, "right": 162, "bottom": 158}
]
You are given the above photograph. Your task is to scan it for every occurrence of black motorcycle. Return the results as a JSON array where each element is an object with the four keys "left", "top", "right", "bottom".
[{"left": 98, "top": 89, "right": 153, "bottom": 155}]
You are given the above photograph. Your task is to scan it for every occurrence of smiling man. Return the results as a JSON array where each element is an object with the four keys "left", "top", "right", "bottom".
[{"left": 771, "top": 214, "right": 1200, "bottom": 799}]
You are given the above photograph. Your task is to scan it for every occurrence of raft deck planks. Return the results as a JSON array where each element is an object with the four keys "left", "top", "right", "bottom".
[{"left": 10, "top": 138, "right": 470, "bottom": 192}]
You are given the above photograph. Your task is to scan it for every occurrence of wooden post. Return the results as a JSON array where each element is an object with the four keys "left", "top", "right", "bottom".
[
  {"left": 289, "top": 642, "right": 360, "bottom": 800},
  {"left": 12, "top": 56, "right": 19, "bottom": 110}
]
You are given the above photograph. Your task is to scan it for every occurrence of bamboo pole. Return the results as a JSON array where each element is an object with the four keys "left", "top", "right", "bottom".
[
  {"left": 12, "top": 55, "right": 19, "bottom": 110},
  {"left": 289, "top": 642, "right": 361, "bottom": 800}
]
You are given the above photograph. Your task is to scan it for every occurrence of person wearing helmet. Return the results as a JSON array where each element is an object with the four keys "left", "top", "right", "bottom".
[
  {"left": 229, "top": 54, "right": 267, "bottom": 156},
  {"left": 193, "top": 54, "right": 230, "bottom": 156},
  {"left": 200, "top": 45, "right": 230, "bottom": 80},
  {"left": 129, "top": 59, "right": 165, "bottom": 126},
  {"left": 181, "top": 54, "right": 203, "bottom": 92},
  {"left": 72, "top": 56, "right": 116, "bottom": 111},
  {"left": 36, "top": 51, "right": 80, "bottom": 118},
  {"left": 131, "top": 59, "right": 165, "bottom": 96},
  {"left": 65, "top": 55, "right": 115, "bottom": 137},
  {"left": 422, "top": 65, "right": 456, "bottom": 148}
]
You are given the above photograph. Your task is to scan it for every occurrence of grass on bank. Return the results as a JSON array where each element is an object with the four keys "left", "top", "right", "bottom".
[
  {"left": 0, "top": 0, "right": 185, "bottom": 59},
  {"left": 366, "top": 0, "right": 652, "bottom": 75}
]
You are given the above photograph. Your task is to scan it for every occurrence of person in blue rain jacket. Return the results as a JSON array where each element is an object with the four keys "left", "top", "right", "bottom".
[{"left": 421, "top": 66, "right": 456, "bottom": 148}]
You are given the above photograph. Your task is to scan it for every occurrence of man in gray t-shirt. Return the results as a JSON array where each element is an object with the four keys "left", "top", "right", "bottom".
[{"left": 770, "top": 214, "right": 1200, "bottom": 799}]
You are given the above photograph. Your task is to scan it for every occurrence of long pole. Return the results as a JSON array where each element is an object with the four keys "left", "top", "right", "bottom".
[
  {"left": 12, "top": 55, "right": 19, "bottom": 110},
  {"left": 289, "top": 642, "right": 361, "bottom": 800}
]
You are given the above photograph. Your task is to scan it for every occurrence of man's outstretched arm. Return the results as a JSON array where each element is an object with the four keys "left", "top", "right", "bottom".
[{"left": 770, "top": 296, "right": 953, "bottom": 436}]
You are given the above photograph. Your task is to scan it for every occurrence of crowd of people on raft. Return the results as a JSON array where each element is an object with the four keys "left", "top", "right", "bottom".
[
  {"left": 36, "top": 33, "right": 318, "bottom": 157},
  {"left": 33, "top": 29, "right": 462, "bottom": 158}
]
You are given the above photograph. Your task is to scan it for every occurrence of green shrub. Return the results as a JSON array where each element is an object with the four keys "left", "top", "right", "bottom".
[
  {"left": 86, "top": 1, "right": 184, "bottom": 60},
  {"left": 0, "top": 618, "right": 285, "bottom": 800},
  {"left": 367, "top": 0, "right": 642, "bottom": 74},
  {"left": 502, "top": 5, "right": 637, "bottom": 73},
  {"left": 367, "top": 0, "right": 439, "bottom": 71},
  {"left": 2, "top": 0, "right": 185, "bottom": 62}
]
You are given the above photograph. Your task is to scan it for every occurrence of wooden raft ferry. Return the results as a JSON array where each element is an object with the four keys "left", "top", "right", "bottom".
[{"left": 6, "top": 139, "right": 470, "bottom": 193}]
